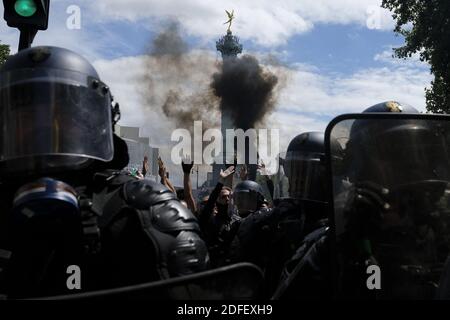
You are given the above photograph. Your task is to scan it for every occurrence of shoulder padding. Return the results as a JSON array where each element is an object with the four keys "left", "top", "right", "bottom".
[
  {"left": 122, "top": 179, "right": 177, "bottom": 208},
  {"left": 94, "top": 175, "right": 199, "bottom": 232},
  {"left": 122, "top": 179, "right": 200, "bottom": 233},
  {"left": 142, "top": 199, "right": 201, "bottom": 233}
]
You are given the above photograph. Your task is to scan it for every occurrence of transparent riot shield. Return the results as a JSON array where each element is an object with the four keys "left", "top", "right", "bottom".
[
  {"left": 36, "top": 263, "right": 264, "bottom": 300},
  {"left": 326, "top": 113, "right": 450, "bottom": 299}
]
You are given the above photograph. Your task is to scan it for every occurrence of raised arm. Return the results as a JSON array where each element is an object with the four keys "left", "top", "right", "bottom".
[
  {"left": 199, "top": 166, "right": 235, "bottom": 223},
  {"left": 142, "top": 156, "right": 149, "bottom": 177},
  {"left": 182, "top": 160, "right": 197, "bottom": 214},
  {"left": 158, "top": 157, "right": 176, "bottom": 194}
]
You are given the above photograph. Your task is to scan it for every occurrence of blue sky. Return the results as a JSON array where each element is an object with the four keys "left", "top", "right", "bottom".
[
  {"left": 0, "top": 0, "right": 433, "bottom": 184},
  {"left": 283, "top": 24, "right": 405, "bottom": 73}
]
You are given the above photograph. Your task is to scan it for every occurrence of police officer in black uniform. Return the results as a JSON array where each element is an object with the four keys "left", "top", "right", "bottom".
[
  {"left": 233, "top": 180, "right": 269, "bottom": 266},
  {"left": 234, "top": 132, "right": 332, "bottom": 296},
  {"left": 267, "top": 132, "right": 333, "bottom": 295},
  {"left": 0, "top": 46, "right": 209, "bottom": 299},
  {"left": 282, "top": 131, "right": 331, "bottom": 228},
  {"left": 334, "top": 102, "right": 450, "bottom": 299},
  {"left": 234, "top": 180, "right": 267, "bottom": 218},
  {"left": 274, "top": 101, "right": 450, "bottom": 300}
]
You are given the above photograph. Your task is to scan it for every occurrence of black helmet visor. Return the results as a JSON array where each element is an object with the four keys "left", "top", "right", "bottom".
[
  {"left": 0, "top": 68, "right": 114, "bottom": 166},
  {"left": 234, "top": 191, "right": 258, "bottom": 214},
  {"left": 284, "top": 151, "right": 327, "bottom": 202}
]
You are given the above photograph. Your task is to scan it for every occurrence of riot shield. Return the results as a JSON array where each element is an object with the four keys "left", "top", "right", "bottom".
[
  {"left": 326, "top": 113, "right": 450, "bottom": 299},
  {"left": 36, "top": 263, "right": 264, "bottom": 300}
]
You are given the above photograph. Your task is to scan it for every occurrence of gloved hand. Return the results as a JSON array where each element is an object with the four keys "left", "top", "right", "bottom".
[{"left": 182, "top": 160, "right": 194, "bottom": 174}]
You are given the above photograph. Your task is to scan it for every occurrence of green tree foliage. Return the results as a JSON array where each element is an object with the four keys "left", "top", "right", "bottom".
[
  {"left": 0, "top": 42, "right": 10, "bottom": 66},
  {"left": 382, "top": 0, "right": 450, "bottom": 113}
]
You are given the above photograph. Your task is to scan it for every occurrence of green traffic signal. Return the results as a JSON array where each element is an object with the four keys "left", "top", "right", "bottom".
[{"left": 14, "top": 0, "right": 37, "bottom": 17}]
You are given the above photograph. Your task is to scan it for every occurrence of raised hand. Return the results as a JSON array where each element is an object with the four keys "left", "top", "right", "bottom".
[
  {"left": 182, "top": 155, "right": 194, "bottom": 174},
  {"left": 142, "top": 156, "right": 150, "bottom": 177},
  {"left": 158, "top": 157, "right": 166, "bottom": 178},
  {"left": 239, "top": 165, "right": 248, "bottom": 181},
  {"left": 219, "top": 166, "right": 235, "bottom": 185}
]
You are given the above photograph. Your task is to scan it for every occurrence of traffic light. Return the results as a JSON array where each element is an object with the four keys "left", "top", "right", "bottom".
[{"left": 3, "top": 0, "right": 50, "bottom": 30}]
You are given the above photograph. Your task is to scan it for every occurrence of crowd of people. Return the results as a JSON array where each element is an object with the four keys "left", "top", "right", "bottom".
[{"left": 121, "top": 128, "right": 330, "bottom": 298}]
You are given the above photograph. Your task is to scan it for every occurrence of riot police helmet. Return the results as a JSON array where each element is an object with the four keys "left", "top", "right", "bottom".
[
  {"left": 345, "top": 101, "right": 445, "bottom": 188},
  {"left": 233, "top": 180, "right": 265, "bottom": 216},
  {"left": 284, "top": 132, "right": 330, "bottom": 202},
  {"left": 363, "top": 101, "right": 419, "bottom": 113},
  {"left": 0, "top": 46, "right": 114, "bottom": 177}
]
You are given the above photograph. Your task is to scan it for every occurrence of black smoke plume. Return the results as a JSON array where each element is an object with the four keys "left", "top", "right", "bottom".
[
  {"left": 144, "top": 22, "right": 283, "bottom": 133},
  {"left": 141, "top": 22, "right": 286, "bottom": 184},
  {"left": 212, "top": 55, "right": 279, "bottom": 130},
  {"left": 143, "top": 22, "right": 219, "bottom": 132}
]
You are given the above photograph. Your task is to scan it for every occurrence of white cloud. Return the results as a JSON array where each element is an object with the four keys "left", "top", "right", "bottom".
[
  {"left": 0, "top": 0, "right": 397, "bottom": 60},
  {"left": 278, "top": 62, "right": 431, "bottom": 116},
  {"left": 87, "top": 0, "right": 395, "bottom": 47},
  {"left": 267, "top": 111, "right": 329, "bottom": 153},
  {"left": 374, "top": 48, "right": 429, "bottom": 69},
  {"left": 264, "top": 50, "right": 432, "bottom": 153},
  {"left": 94, "top": 56, "right": 158, "bottom": 131}
]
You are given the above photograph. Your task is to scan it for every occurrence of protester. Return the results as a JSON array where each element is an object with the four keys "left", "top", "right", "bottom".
[{"left": 198, "top": 166, "right": 241, "bottom": 267}]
